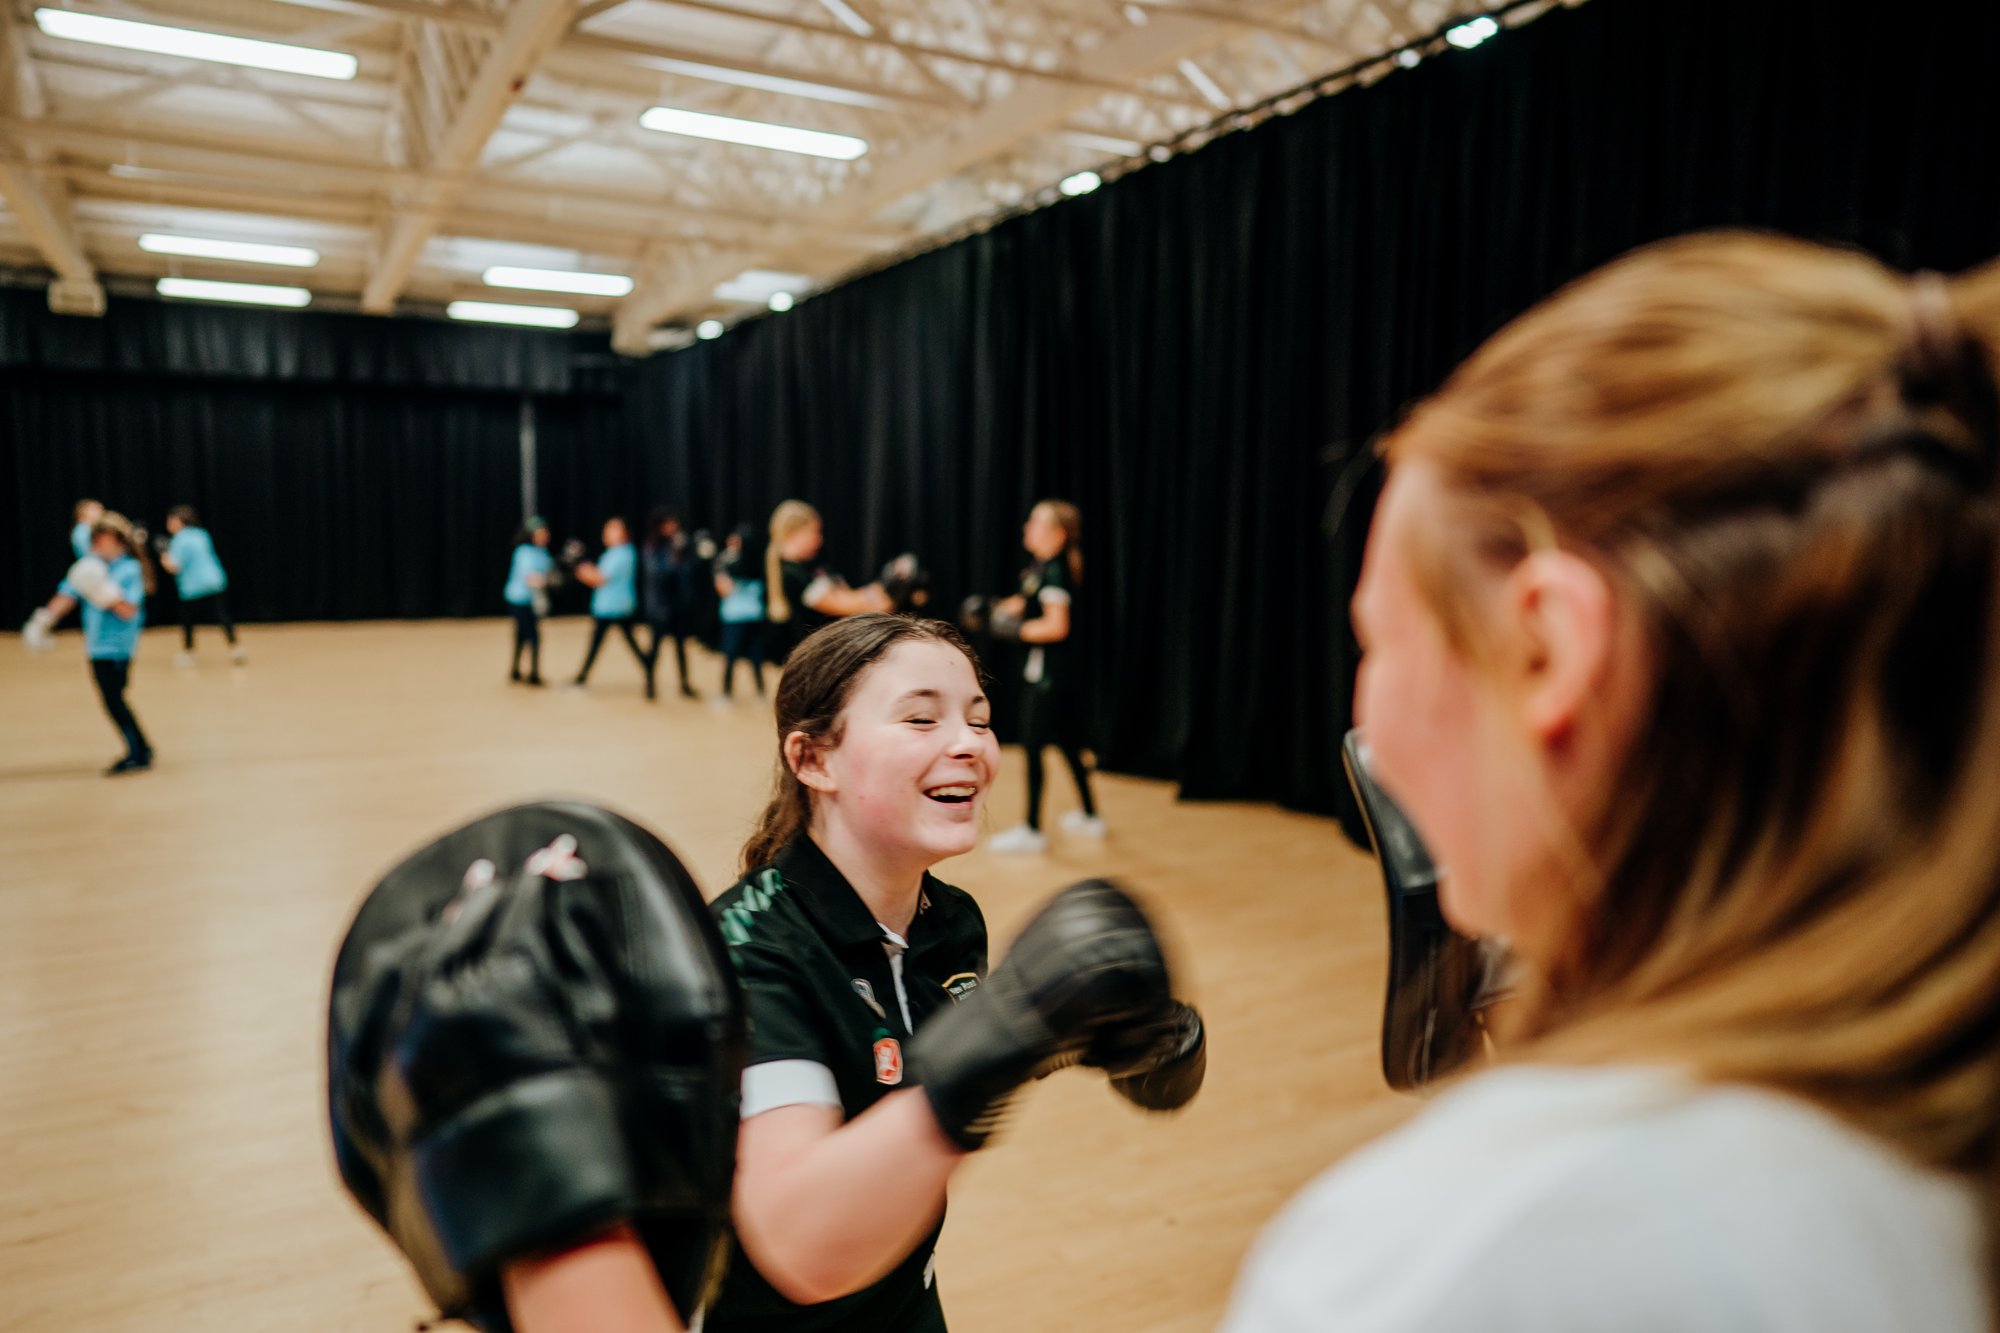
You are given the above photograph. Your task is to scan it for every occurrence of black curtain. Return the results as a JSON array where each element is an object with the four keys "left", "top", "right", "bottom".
[
  {"left": 2, "top": 374, "right": 523, "bottom": 622},
  {"left": 9, "top": 0, "right": 2000, "bottom": 830},
  {"left": 542, "top": 0, "right": 2000, "bottom": 826}
]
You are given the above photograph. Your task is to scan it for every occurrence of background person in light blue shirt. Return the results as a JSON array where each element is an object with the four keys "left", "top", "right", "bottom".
[
  {"left": 20, "top": 497, "right": 104, "bottom": 650},
  {"left": 713, "top": 522, "right": 768, "bottom": 700},
  {"left": 161, "top": 505, "right": 243, "bottom": 665},
  {"left": 78, "top": 512, "right": 156, "bottom": 775},
  {"left": 503, "top": 517, "right": 555, "bottom": 686},
  {"left": 571, "top": 515, "right": 647, "bottom": 689}
]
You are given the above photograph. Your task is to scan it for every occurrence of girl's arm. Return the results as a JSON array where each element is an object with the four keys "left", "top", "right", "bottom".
[
  {"left": 1016, "top": 599, "right": 1070, "bottom": 644},
  {"left": 502, "top": 1225, "right": 685, "bottom": 1333},
  {"left": 731, "top": 1091, "right": 965, "bottom": 1304},
  {"left": 804, "top": 582, "right": 893, "bottom": 617},
  {"left": 575, "top": 562, "right": 607, "bottom": 588}
]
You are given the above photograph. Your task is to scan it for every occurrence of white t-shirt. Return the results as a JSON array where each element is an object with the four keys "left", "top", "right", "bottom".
[{"left": 1222, "top": 1065, "right": 1986, "bottom": 1333}]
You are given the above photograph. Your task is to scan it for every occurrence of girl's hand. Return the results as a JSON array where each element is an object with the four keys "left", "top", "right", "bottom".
[
  {"left": 996, "top": 595, "right": 1027, "bottom": 619},
  {"left": 111, "top": 600, "right": 138, "bottom": 620},
  {"left": 715, "top": 574, "right": 735, "bottom": 597}
]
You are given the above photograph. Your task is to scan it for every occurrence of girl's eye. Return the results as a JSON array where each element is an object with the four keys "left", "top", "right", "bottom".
[
  {"left": 907, "top": 716, "right": 936, "bottom": 726},
  {"left": 970, "top": 719, "right": 992, "bottom": 731}
]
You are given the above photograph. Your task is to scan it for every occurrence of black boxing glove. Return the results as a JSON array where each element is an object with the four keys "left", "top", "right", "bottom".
[
  {"left": 909, "top": 878, "right": 1181, "bottom": 1150},
  {"left": 329, "top": 802, "right": 745, "bottom": 1332},
  {"left": 1087, "top": 1000, "right": 1206, "bottom": 1112},
  {"left": 879, "top": 552, "right": 930, "bottom": 613},
  {"left": 959, "top": 594, "right": 991, "bottom": 634}
]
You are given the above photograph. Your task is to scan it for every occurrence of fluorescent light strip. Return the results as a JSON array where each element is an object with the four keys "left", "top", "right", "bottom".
[
  {"left": 34, "top": 9, "right": 358, "bottom": 80},
  {"left": 1176, "top": 58, "right": 1231, "bottom": 110},
  {"left": 157, "top": 277, "right": 311, "bottom": 307},
  {"left": 815, "top": 0, "right": 874, "bottom": 36},
  {"left": 1063, "top": 129, "right": 1144, "bottom": 157},
  {"left": 140, "top": 233, "right": 318, "bottom": 267},
  {"left": 639, "top": 106, "right": 866, "bottom": 161},
  {"left": 1446, "top": 16, "right": 1499, "bottom": 49},
  {"left": 635, "top": 55, "right": 895, "bottom": 110},
  {"left": 448, "top": 301, "right": 579, "bottom": 329},
  {"left": 483, "top": 266, "right": 633, "bottom": 298}
]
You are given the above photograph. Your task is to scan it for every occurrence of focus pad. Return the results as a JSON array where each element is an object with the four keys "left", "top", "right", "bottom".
[{"left": 328, "top": 800, "right": 745, "bottom": 1328}]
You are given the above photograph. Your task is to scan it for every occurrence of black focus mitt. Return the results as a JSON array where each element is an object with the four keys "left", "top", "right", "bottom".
[{"left": 327, "top": 801, "right": 745, "bottom": 1330}]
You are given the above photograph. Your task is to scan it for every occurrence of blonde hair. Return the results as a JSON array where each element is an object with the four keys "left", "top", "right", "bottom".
[
  {"left": 1032, "top": 499, "right": 1084, "bottom": 586},
  {"left": 765, "top": 500, "right": 820, "bottom": 625},
  {"left": 1389, "top": 231, "right": 2000, "bottom": 1265},
  {"left": 92, "top": 511, "right": 157, "bottom": 596}
]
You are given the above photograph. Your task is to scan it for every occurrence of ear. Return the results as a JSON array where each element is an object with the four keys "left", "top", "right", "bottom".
[
  {"left": 785, "top": 730, "right": 838, "bottom": 795},
  {"left": 1503, "top": 550, "right": 1616, "bottom": 747}
]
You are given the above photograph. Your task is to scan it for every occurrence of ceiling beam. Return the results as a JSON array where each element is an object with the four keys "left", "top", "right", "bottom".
[
  {"left": 0, "top": 162, "right": 97, "bottom": 283},
  {"left": 642, "top": 0, "right": 1211, "bottom": 108},
  {"left": 360, "top": 0, "right": 572, "bottom": 309},
  {"left": 0, "top": 0, "right": 100, "bottom": 301},
  {"left": 0, "top": 114, "right": 915, "bottom": 251},
  {"left": 610, "top": 0, "right": 1302, "bottom": 352}
]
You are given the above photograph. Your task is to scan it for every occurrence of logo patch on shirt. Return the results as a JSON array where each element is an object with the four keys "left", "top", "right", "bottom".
[
  {"left": 873, "top": 1037, "right": 904, "bottom": 1085},
  {"left": 942, "top": 971, "right": 980, "bottom": 1003}
]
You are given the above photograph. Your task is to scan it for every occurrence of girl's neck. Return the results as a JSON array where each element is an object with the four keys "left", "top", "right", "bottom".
[{"left": 808, "top": 814, "right": 927, "bottom": 936}]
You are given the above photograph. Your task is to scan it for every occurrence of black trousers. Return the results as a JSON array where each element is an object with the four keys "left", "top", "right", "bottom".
[
  {"left": 647, "top": 619, "right": 696, "bottom": 696},
  {"left": 720, "top": 620, "right": 765, "bottom": 696},
  {"left": 509, "top": 603, "right": 541, "bottom": 678},
  {"left": 91, "top": 658, "right": 151, "bottom": 759},
  {"left": 179, "top": 590, "right": 237, "bottom": 650},
  {"left": 1018, "top": 681, "right": 1095, "bottom": 830},
  {"left": 575, "top": 617, "right": 647, "bottom": 686}
]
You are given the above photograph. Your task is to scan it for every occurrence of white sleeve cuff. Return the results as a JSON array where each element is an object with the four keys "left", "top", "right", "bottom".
[
  {"left": 741, "top": 1059, "right": 842, "bottom": 1119},
  {"left": 1038, "top": 587, "right": 1071, "bottom": 606}
]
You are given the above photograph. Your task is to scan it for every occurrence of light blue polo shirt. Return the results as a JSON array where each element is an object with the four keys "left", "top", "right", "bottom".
[
  {"left": 591, "top": 543, "right": 637, "bottom": 619},
  {"left": 167, "top": 527, "right": 228, "bottom": 599},
  {"left": 58, "top": 521, "right": 93, "bottom": 598},
  {"left": 82, "top": 557, "right": 146, "bottom": 661},
  {"left": 721, "top": 577, "right": 765, "bottom": 625},
  {"left": 504, "top": 544, "right": 555, "bottom": 607}
]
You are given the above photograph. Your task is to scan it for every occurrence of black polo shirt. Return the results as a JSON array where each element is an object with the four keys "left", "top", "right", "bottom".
[
  {"left": 770, "top": 560, "right": 832, "bottom": 665},
  {"left": 705, "top": 836, "right": 988, "bottom": 1333}
]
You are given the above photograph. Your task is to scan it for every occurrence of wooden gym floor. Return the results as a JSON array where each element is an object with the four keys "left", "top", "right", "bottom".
[{"left": 0, "top": 618, "right": 1409, "bottom": 1332}]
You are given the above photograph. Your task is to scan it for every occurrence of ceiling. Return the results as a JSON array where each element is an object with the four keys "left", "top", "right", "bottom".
[{"left": 0, "top": 0, "right": 1550, "bottom": 354}]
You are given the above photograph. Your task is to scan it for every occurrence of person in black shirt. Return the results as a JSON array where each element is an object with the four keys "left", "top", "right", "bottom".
[
  {"left": 642, "top": 506, "right": 703, "bottom": 701},
  {"left": 989, "top": 500, "right": 1103, "bottom": 854},
  {"left": 704, "top": 613, "right": 1203, "bottom": 1333},
  {"left": 764, "top": 500, "right": 893, "bottom": 667},
  {"left": 409, "top": 615, "right": 1207, "bottom": 1333}
]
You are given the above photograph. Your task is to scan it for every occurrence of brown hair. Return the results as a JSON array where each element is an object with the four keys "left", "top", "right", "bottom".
[
  {"left": 739, "top": 613, "right": 985, "bottom": 875},
  {"left": 765, "top": 500, "right": 820, "bottom": 625},
  {"left": 92, "top": 511, "right": 157, "bottom": 596},
  {"left": 1033, "top": 499, "right": 1084, "bottom": 587},
  {"left": 1388, "top": 230, "right": 2000, "bottom": 1268}
]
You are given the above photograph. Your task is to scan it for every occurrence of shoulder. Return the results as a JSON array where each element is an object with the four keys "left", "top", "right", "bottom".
[
  {"left": 712, "top": 864, "right": 810, "bottom": 951},
  {"left": 1226, "top": 1066, "right": 1986, "bottom": 1332},
  {"left": 1036, "top": 560, "right": 1072, "bottom": 600},
  {"left": 112, "top": 559, "right": 145, "bottom": 594},
  {"left": 920, "top": 875, "right": 987, "bottom": 955}
]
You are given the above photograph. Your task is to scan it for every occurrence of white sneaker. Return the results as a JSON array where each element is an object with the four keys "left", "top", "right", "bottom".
[
  {"left": 988, "top": 824, "right": 1048, "bottom": 854},
  {"left": 174, "top": 651, "right": 196, "bottom": 668},
  {"left": 1059, "top": 811, "right": 1107, "bottom": 839},
  {"left": 230, "top": 646, "right": 248, "bottom": 665}
]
